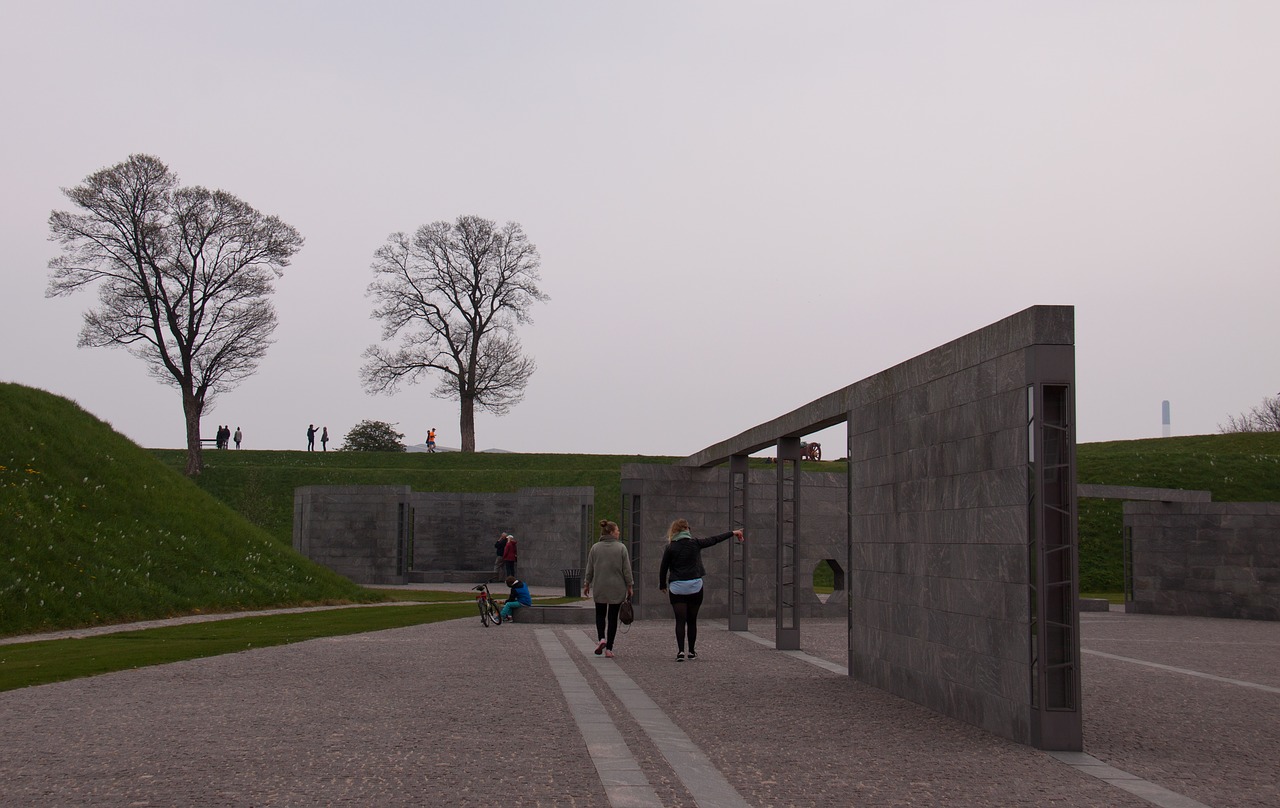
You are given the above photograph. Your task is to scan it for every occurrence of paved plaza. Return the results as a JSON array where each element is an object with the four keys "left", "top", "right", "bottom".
[{"left": 1, "top": 603, "right": 1276, "bottom": 807}]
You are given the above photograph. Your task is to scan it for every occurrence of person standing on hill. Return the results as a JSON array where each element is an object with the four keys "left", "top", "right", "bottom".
[
  {"left": 583, "top": 519, "right": 633, "bottom": 659},
  {"left": 427, "top": 428, "right": 436, "bottom": 452},
  {"left": 321, "top": 426, "right": 329, "bottom": 451},
  {"left": 233, "top": 426, "right": 242, "bottom": 449},
  {"left": 502, "top": 533, "right": 518, "bottom": 577},
  {"left": 307, "top": 424, "right": 318, "bottom": 451},
  {"left": 658, "top": 519, "right": 745, "bottom": 662}
]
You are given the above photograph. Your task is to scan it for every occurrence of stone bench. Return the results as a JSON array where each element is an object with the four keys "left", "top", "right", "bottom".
[
  {"left": 510, "top": 604, "right": 594, "bottom": 624},
  {"left": 1079, "top": 598, "right": 1112, "bottom": 612}
]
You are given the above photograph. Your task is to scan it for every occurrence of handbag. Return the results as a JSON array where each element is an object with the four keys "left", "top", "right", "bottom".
[{"left": 619, "top": 597, "right": 634, "bottom": 626}]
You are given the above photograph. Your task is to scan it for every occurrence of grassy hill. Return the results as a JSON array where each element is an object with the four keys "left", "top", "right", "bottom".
[
  {"left": 149, "top": 447, "right": 691, "bottom": 546},
  {"left": 162, "top": 433, "right": 1280, "bottom": 596},
  {"left": 1076, "top": 432, "right": 1280, "bottom": 592},
  {"left": 0, "top": 383, "right": 376, "bottom": 637},
  {"left": 7, "top": 379, "right": 1279, "bottom": 638}
]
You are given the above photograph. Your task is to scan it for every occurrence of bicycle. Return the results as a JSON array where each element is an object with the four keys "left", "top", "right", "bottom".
[{"left": 472, "top": 583, "right": 504, "bottom": 627}]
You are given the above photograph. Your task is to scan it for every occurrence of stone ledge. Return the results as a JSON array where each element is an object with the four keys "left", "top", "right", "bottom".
[
  {"left": 1079, "top": 598, "right": 1111, "bottom": 612},
  {"left": 511, "top": 604, "right": 595, "bottom": 624}
]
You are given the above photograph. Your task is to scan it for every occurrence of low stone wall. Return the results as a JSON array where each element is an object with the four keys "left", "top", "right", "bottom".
[
  {"left": 620, "top": 464, "right": 849, "bottom": 623},
  {"left": 509, "top": 605, "right": 595, "bottom": 624},
  {"left": 1125, "top": 501, "right": 1280, "bottom": 620},
  {"left": 293, "top": 486, "right": 413, "bottom": 585},
  {"left": 294, "top": 485, "right": 594, "bottom": 588}
]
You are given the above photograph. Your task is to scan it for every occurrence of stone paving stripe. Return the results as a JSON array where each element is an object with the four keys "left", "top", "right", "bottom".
[
  {"left": 1047, "top": 752, "right": 1215, "bottom": 808},
  {"left": 1082, "top": 648, "right": 1280, "bottom": 694},
  {"left": 566, "top": 630, "right": 752, "bottom": 808},
  {"left": 534, "top": 629, "right": 664, "bottom": 808},
  {"left": 730, "top": 627, "right": 1216, "bottom": 808},
  {"left": 727, "top": 626, "right": 850, "bottom": 675}
]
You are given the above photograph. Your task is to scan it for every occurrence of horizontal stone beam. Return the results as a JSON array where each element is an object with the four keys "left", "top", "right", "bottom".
[
  {"left": 679, "top": 304, "right": 1074, "bottom": 468},
  {"left": 1077, "top": 484, "right": 1212, "bottom": 503}
]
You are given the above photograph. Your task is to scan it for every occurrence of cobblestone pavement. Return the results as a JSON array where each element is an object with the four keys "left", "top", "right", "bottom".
[{"left": 1, "top": 609, "right": 1275, "bottom": 806}]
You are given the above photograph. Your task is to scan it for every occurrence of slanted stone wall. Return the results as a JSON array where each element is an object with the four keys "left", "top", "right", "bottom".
[
  {"left": 846, "top": 306, "right": 1078, "bottom": 749},
  {"left": 620, "top": 465, "right": 847, "bottom": 621},
  {"left": 1125, "top": 501, "right": 1280, "bottom": 620}
]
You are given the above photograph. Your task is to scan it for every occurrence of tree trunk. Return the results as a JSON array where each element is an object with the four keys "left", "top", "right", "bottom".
[
  {"left": 183, "top": 391, "right": 204, "bottom": 476},
  {"left": 459, "top": 394, "right": 476, "bottom": 453}
]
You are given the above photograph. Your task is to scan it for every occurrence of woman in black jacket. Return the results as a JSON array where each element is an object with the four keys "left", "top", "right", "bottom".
[{"left": 658, "top": 518, "right": 745, "bottom": 662}]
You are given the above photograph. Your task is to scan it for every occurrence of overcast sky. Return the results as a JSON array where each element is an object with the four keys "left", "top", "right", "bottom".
[{"left": 3, "top": 2, "right": 1277, "bottom": 456}]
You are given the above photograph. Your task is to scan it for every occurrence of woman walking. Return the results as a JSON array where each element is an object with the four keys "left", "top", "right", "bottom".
[
  {"left": 583, "top": 520, "right": 633, "bottom": 659},
  {"left": 658, "top": 519, "right": 745, "bottom": 662}
]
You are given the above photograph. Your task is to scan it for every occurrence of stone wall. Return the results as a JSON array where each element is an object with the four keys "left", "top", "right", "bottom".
[
  {"left": 1125, "top": 501, "right": 1280, "bottom": 620},
  {"left": 620, "top": 464, "right": 847, "bottom": 621},
  {"left": 845, "top": 306, "right": 1078, "bottom": 749},
  {"left": 293, "top": 486, "right": 413, "bottom": 585},
  {"left": 294, "top": 486, "right": 594, "bottom": 588}
]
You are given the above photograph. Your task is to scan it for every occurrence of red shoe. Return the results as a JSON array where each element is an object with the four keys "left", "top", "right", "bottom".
[
  {"left": 594, "top": 639, "right": 606, "bottom": 656},
  {"left": 604, "top": 649, "right": 615, "bottom": 659}
]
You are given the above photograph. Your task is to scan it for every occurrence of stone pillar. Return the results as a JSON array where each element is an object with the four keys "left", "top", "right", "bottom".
[
  {"left": 776, "top": 437, "right": 801, "bottom": 650},
  {"left": 728, "top": 454, "right": 750, "bottom": 631}
]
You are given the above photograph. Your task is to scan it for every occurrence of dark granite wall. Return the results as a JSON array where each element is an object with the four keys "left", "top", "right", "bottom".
[
  {"left": 294, "top": 486, "right": 593, "bottom": 588},
  {"left": 1125, "top": 501, "right": 1280, "bottom": 620},
  {"left": 620, "top": 464, "right": 847, "bottom": 620}
]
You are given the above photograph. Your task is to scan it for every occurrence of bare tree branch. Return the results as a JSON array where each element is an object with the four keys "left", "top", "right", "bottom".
[
  {"left": 46, "top": 154, "right": 303, "bottom": 475},
  {"left": 361, "top": 215, "right": 549, "bottom": 451},
  {"left": 1219, "top": 395, "right": 1280, "bottom": 433}
]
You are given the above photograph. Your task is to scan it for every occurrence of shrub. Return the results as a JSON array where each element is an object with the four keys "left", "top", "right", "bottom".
[{"left": 341, "top": 420, "right": 406, "bottom": 452}]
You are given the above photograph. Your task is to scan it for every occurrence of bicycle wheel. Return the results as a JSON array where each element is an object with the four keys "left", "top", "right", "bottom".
[
  {"left": 488, "top": 600, "right": 504, "bottom": 625},
  {"left": 478, "top": 600, "right": 492, "bottom": 627}
]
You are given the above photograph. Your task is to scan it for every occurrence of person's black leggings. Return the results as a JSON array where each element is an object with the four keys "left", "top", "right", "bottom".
[
  {"left": 668, "top": 589, "right": 705, "bottom": 653},
  {"left": 595, "top": 602, "right": 622, "bottom": 649}
]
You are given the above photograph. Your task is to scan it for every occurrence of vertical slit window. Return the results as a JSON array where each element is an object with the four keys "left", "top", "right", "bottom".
[
  {"left": 396, "top": 503, "right": 406, "bottom": 576},
  {"left": 1040, "top": 384, "right": 1075, "bottom": 711}
]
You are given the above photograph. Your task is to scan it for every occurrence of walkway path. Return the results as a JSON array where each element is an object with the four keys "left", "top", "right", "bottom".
[{"left": 0, "top": 609, "right": 1275, "bottom": 806}]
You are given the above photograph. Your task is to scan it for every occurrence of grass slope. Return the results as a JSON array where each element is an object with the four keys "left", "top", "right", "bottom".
[
  {"left": 166, "top": 433, "right": 1280, "bottom": 596},
  {"left": 9, "top": 377, "right": 1278, "bottom": 639},
  {"left": 1077, "top": 433, "right": 1280, "bottom": 591},
  {"left": 0, "top": 383, "right": 376, "bottom": 637},
  {"left": 0, "top": 603, "right": 477, "bottom": 692},
  {"left": 150, "top": 447, "right": 696, "bottom": 546}
]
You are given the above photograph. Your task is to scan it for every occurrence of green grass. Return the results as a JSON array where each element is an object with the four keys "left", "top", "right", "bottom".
[
  {"left": 8, "top": 378, "right": 1280, "bottom": 672},
  {"left": 367, "top": 587, "right": 584, "bottom": 606},
  {"left": 0, "top": 602, "right": 476, "bottom": 692},
  {"left": 150, "top": 447, "right": 686, "bottom": 546},
  {"left": 0, "top": 383, "right": 377, "bottom": 637},
  {"left": 813, "top": 559, "right": 835, "bottom": 594},
  {"left": 1075, "top": 433, "right": 1280, "bottom": 591},
  {"left": 1080, "top": 592, "right": 1124, "bottom": 604}
]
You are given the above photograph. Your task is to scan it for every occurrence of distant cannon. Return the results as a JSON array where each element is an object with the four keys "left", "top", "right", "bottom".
[{"left": 764, "top": 441, "right": 822, "bottom": 462}]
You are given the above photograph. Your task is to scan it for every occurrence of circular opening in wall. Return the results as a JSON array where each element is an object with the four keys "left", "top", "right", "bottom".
[{"left": 812, "top": 558, "right": 845, "bottom": 604}]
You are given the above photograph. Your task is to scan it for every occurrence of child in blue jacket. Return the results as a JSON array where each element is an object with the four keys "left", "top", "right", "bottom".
[{"left": 501, "top": 576, "right": 532, "bottom": 622}]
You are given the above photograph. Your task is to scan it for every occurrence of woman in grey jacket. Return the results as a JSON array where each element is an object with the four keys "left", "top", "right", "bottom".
[{"left": 583, "top": 519, "right": 634, "bottom": 659}]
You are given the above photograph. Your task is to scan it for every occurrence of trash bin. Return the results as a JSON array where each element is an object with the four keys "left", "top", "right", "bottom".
[{"left": 562, "top": 568, "right": 583, "bottom": 598}]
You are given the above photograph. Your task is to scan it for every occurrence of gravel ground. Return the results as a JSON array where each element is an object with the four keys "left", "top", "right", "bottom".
[{"left": 1, "top": 609, "right": 1275, "bottom": 806}]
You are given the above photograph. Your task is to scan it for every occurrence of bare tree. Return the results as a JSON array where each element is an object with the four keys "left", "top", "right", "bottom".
[
  {"left": 47, "top": 154, "right": 303, "bottom": 475},
  {"left": 361, "top": 215, "right": 549, "bottom": 452},
  {"left": 1219, "top": 394, "right": 1280, "bottom": 433}
]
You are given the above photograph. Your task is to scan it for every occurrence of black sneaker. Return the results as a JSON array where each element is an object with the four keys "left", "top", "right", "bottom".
[
  {"left": 676, "top": 652, "right": 685, "bottom": 662},
  {"left": 687, "top": 651, "right": 697, "bottom": 660}
]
